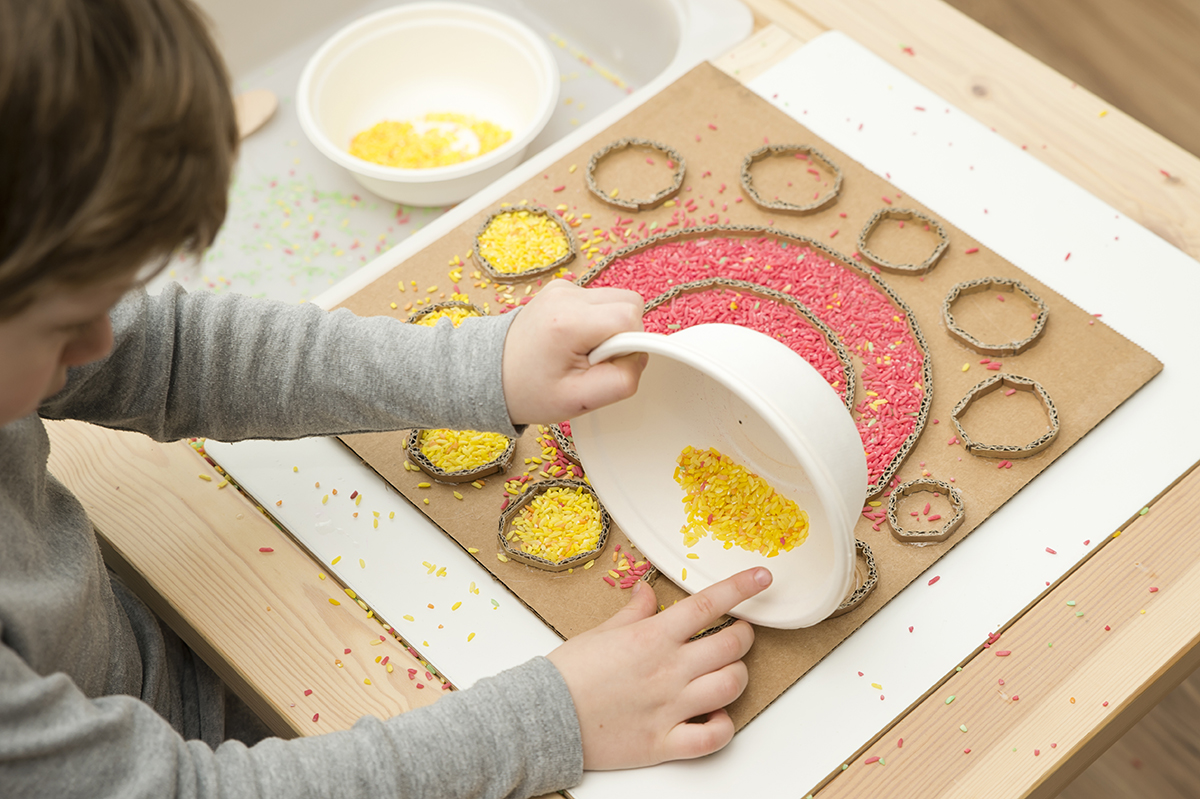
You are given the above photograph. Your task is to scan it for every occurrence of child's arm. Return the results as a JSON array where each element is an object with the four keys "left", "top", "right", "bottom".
[
  {"left": 0, "top": 568, "right": 767, "bottom": 798},
  {"left": 38, "top": 279, "right": 645, "bottom": 442}
]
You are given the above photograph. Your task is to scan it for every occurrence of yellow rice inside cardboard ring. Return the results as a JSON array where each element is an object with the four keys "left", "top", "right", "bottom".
[
  {"left": 497, "top": 479, "right": 610, "bottom": 571},
  {"left": 474, "top": 207, "right": 576, "bottom": 281},
  {"left": 405, "top": 428, "right": 516, "bottom": 484},
  {"left": 408, "top": 300, "right": 486, "bottom": 328}
]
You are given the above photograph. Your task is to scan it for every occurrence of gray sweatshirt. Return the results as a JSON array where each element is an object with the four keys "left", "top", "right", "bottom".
[{"left": 0, "top": 284, "right": 583, "bottom": 798}]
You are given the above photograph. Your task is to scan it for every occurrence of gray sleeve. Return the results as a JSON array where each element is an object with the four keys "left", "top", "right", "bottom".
[
  {"left": 38, "top": 283, "right": 524, "bottom": 440},
  {"left": 0, "top": 644, "right": 583, "bottom": 799}
]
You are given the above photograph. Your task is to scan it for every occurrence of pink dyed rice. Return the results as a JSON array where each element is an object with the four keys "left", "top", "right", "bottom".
[{"left": 586, "top": 236, "right": 926, "bottom": 487}]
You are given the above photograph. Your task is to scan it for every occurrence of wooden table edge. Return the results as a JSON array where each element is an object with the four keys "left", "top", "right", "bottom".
[
  {"left": 802, "top": 458, "right": 1200, "bottom": 797},
  {"left": 730, "top": 1, "right": 1200, "bottom": 260}
]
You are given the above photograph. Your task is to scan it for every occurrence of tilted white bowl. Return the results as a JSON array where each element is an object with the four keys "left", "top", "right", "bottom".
[
  {"left": 570, "top": 324, "right": 866, "bottom": 629},
  {"left": 296, "top": 2, "right": 558, "bottom": 206}
]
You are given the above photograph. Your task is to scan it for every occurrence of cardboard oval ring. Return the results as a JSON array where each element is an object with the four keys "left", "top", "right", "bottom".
[
  {"left": 497, "top": 478, "right": 610, "bottom": 572},
  {"left": 950, "top": 373, "right": 1060, "bottom": 459},
  {"left": 827, "top": 539, "right": 879, "bottom": 618},
  {"left": 586, "top": 137, "right": 686, "bottom": 211},
  {"left": 943, "top": 276, "right": 1049, "bottom": 357},
  {"left": 406, "top": 428, "right": 516, "bottom": 485},
  {"left": 886, "top": 479, "right": 966, "bottom": 545},
  {"left": 857, "top": 207, "right": 950, "bottom": 275},
  {"left": 473, "top": 206, "right": 577, "bottom": 282},
  {"left": 739, "top": 143, "right": 843, "bottom": 214}
]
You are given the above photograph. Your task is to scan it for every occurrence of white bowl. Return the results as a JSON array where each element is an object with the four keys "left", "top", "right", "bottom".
[
  {"left": 570, "top": 325, "right": 866, "bottom": 629},
  {"left": 296, "top": 3, "right": 559, "bottom": 206}
]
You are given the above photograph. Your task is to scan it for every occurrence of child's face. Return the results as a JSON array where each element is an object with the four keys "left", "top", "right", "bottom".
[{"left": 0, "top": 274, "right": 136, "bottom": 428}]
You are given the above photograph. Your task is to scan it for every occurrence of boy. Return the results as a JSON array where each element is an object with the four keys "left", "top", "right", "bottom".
[{"left": 0, "top": 1, "right": 770, "bottom": 797}]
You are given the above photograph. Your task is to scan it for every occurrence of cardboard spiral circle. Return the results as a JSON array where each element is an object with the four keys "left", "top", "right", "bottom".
[
  {"left": 827, "top": 539, "right": 879, "bottom": 618},
  {"left": 643, "top": 276, "right": 856, "bottom": 412},
  {"left": 406, "top": 428, "right": 517, "bottom": 485},
  {"left": 857, "top": 207, "right": 950, "bottom": 275},
  {"left": 497, "top": 478, "right": 610, "bottom": 571},
  {"left": 739, "top": 143, "right": 843, "bottom": 214},
  {"left": 472, "top": 206, "right": 578, "bottom": 282},
  {"left": 951, "top": 373, "right": 1060, "bottom": 459},
  {"left": 886, "top": 479, "right": 966, "bottom": 545},
  {"left": 943, "top": 277, "right": 1050, "bottom": 357},
  {"left": 586, "top": 137, "right": 687, "bottom": 210},
  {"left": 576, "top": 223, "right": 934, "bottom": 501}
]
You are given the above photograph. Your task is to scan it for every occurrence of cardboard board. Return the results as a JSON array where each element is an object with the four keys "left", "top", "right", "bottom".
[{"left": 334, "top": 63, "right": 1161, "bottom": 729}]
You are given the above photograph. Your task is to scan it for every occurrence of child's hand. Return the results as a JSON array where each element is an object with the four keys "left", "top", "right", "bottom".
[
  {"left": 502, "top": 279, "right": 646, "bottom": 426},
  {"left": 547, "top": 568, "right": 771, "bottom": 770}
]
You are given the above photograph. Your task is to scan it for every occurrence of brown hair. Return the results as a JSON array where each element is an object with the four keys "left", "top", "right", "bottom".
[{"left": 0, "top": 0, "right": 238, "bottom": 317}]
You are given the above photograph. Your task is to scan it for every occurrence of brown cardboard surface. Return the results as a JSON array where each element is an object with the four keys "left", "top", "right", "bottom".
[{"left": 334, "top": 63, "right": 1161, "bottom": 730}]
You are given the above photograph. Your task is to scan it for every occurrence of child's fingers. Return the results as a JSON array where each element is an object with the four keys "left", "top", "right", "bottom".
[
  {"left": 576, "top": 285, "right": 645, "bottom": 314},
  {"left": 682, "top": 621, "right": 755, "bottom": 679},
  {"left": 591, "top": 579, "right": 658, "bottom": 633},
  {"left": 661, "top": 568, "right": 772, "bottom": 642},
  {"left": 568, "top": 302, "right": 643, "bottom": 353},
  {"left": 661, "top": 709, "right": 737, "bottom": 761},
  {"left": 568, "top": 353, "right": 647, "bottom": 412},
  {"left": 675, "top": 660, "right": 749, "bottom": 722}
]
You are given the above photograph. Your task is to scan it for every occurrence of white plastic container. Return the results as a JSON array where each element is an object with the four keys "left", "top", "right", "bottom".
[
  {"left": 296, "top": 3, "right": 558, "bottom": 205},
  {"left": 570, "top": 325, "right": 866, "bottom": 629}
]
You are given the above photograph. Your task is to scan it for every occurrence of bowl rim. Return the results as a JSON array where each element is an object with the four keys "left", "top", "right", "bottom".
[
  {"left": 583, "top": 325, "right": 859, "bottom": 627},
  {"left": 296, "top": 1, "right": 559, "bottom": 184}
]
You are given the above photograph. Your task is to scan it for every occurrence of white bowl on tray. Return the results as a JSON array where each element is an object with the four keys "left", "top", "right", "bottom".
[
  {"left": 296, "top": 2, "right": 558, "bottom": 206},
  {"left": 570, "top": 324, "right": 865, "bottom": 629}
]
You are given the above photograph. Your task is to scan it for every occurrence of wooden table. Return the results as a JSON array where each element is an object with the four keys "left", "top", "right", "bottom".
[{"left": 46, "top": 2, "right": 1200, "bottom": 796}]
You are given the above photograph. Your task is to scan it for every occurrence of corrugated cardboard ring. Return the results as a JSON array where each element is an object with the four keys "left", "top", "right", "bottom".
[
  {"left": 473, "top": 206, "right": 577, "bottom": 283},
  {"left": 549, "top": 423, "right": 580, "bottom": 466},
  {"left": 406, "top": 300, "right": 487, "bottom": 326},
  {"left": 576, "top": 224, "right": 934, "bottom": 501},
  {"left": 886, "top": 479, "right": 965, "bottom": 545},
  {"left": 690, "top": 616, "right": 737, "bottom": 641},
  {"left": 586, "top": 137, "right": 686, "bottom": 210},
  {"left": 739, "top": 143, "right": 843, "bottom": 214},
  {"left": 827, "top": 539, "right": 879, "bottom": 618},
  {"left": 497, "top": 479, "right": 610, "bottom": 572},
  {"left": 951, "top": 373, "right": 1060, "bottom": 459},
  {"left": 643, "top": 277, "right": 856, "bottom": 412},
  {"left": 857, "top": 208, "right": 950, "bottom": 275},
  {"left": 406, "top": 428, "right": 517, "bottom": 485},
  {"left": 943, "top": 277, "right": 1049, "bottom": 357}
]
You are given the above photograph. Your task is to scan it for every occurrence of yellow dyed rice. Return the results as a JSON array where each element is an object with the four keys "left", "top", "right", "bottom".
[
  {"left": 674, "top": 445, "right": 809, "bottom": 558},
  {"left": 419, "top": 429, "right": 509, "bottom": 474},
  {"left": 477, "top": 211, "right": 570, "bottom": 275},
  {"left": 507, "top": 487, "right": 602, "bottom": 564},
  {"left": 349, "top": 112, "right": 511, "bottom": 169},
  {"left": 413, "top": 306, "right": 482, "bottom": 328}
]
